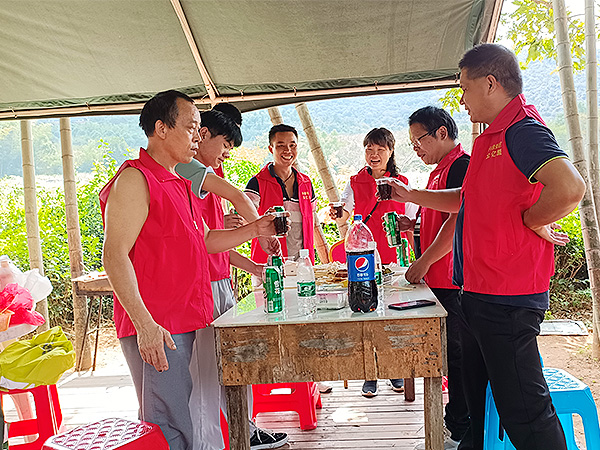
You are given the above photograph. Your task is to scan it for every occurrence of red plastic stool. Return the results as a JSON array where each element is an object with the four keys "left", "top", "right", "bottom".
[
  {"left": 442, "top": 376, "right": 448, "bottom": 393},
  {"left": 0, "top": 384, "right": 62, "bottom": 450},
  {"left": 252, "top": 382, "right": 322, "bottom": 430},
  {"left": 41, "top": 418, "right": 169, "bottom": 450}
]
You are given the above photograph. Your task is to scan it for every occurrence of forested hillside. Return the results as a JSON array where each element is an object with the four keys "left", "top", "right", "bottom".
[{"left": 0, "top": 57, "right": 587, "bottom": 180}]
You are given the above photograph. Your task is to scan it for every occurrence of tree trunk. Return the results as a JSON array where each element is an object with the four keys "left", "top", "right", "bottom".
[
  {"left": 586, "top": 0, "right": 600, "bottom": 224},
  {"left": 20, "top": 120, "right": 50, "bottom": 331},
  {"left": 553, "top": 0, "right": 600, "bottom": 357},
  {"left": 60, "top": 117, "right": 92, "bottom": 370},
  {"left": 295, "top": 103, "right": 348, "bottom": 240}
]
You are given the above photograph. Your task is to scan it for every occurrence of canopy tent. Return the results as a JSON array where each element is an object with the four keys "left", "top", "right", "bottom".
[{"left": 0, "top": 0, "right": 502, "bottom": 120}]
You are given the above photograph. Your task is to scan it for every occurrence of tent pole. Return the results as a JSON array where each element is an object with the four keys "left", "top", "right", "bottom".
[
  {"left": 20, "top": 120, "right": 49, "bottom": 331},
  {"left": 267, "top": 107, "right": 283, "bottom": 125},
  {"left": 60, "top": 117, "right": 91, "bottom": 371}
]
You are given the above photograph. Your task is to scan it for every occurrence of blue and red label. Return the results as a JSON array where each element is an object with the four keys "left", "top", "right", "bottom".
[{"left": 347, "top": 252, "right": 375, "bottom": 282}]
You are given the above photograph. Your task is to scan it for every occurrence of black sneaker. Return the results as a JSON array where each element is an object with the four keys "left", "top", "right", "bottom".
[
  {"left": 250, "top": 428, "right": 289, "bottom": 450},
  {"left": 390, "top": 378, "right": 404, "bottom": 393},
  {"left": 361, "top": 380, "right": 378, "bottom": 397}
]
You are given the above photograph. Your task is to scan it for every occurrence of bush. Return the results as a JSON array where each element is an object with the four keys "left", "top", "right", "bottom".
[{"left": 549, "top": 209, "right": 592, "bottom": 323}]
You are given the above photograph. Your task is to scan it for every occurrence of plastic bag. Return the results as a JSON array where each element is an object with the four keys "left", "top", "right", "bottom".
[
  {"left": 0, "top": 255, "right": 53, "bottom": 302},
  {"left": 0, "top": 283, "right": 45, "bottom": 326},
  {"left": 0, "top": 326, "right": 75, "bottom": 390}
]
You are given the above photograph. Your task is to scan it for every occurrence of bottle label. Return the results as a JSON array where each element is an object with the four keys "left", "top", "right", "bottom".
[
  {"left": 298, "top": 281, "right": 316, "bottom": 297},
  {"left": 375, "top": 271, "right": 382, "bottom": 285},
  {"left": 347, "top": 251, "right": 375, "bottom": 282}
]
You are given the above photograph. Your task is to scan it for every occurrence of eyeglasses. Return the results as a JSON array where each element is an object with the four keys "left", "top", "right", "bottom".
[{"left": 410, "top": 126, "right": 440, "bottom": 148}]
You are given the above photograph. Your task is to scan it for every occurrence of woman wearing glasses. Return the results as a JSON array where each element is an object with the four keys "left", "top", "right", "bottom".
[{"left": 329, "top": 127, "right": 416, "bottom": 398}]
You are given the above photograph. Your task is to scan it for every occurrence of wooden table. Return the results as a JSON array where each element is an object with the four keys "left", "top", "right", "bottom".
[{"left": 213, "top": 275, "right": 447, "bottom": 450}]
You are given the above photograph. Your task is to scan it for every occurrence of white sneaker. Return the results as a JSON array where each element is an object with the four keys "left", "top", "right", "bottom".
[
  {"left": 318, "top": 381, "right": 333, "bottom": 393},
  {"left": 414, "top": 427, "right": 459, "bottom": 450}
]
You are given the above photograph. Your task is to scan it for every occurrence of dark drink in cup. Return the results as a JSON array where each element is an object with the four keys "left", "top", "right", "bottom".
[
  {"left": 273, "top": 206, "right": 287, "bottom": 236},
  {"left": 376, "top": 178, "right": 394, "bottom": 200},
  {"left": 331, "top": 202, "right": 344, "bottom": 218}
]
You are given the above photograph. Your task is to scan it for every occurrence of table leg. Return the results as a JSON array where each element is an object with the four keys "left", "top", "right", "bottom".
[
  {"left": 404, "top": 378, "right": 415, "bottom": 402},
  {"left": 225, "top": 385, "right": 250, "bottom": 450},
  {"left": 423, "top": 376, "right": 444, "bottom": 450}
]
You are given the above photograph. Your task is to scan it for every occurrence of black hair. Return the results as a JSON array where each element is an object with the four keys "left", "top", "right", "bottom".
[
  {"left": 363, "top": 128, "right": 398, "bottom": 177},
  {"left": 408, "top": 106, "right": 459, "bottom": 140},
  {"left": 139, "top": 90, "right": 195, "bottom": 137},
  {"left": 212, "top": 103, "right": 242, "bottom": 126},
  {"left": 200, "top": 110, "right": 243, "bottom": 147},
  {"left": 459, "top": 43, "right": 523, "bottom": 98},
  {"left": 269, "top": 124, "right": 298, "bottom": 145}
]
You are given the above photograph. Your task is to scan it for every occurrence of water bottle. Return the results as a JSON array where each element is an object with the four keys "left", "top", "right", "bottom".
[
  {"left": 297, "top": 249, "right": 317, "bottom": 316},
  {"left": 345, "top": 215, "right": 378, "bottom": 312}
]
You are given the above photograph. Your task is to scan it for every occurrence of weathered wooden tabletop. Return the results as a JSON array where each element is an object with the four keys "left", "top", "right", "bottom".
[{"left": 213, "top": 275, "right": 447, "bottom": 450}]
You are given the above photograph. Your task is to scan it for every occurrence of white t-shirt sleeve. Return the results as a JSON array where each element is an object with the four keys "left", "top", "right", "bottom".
[
  {"left": 340, "top": 182, "right": 354, "bottom": 213},
  {"left": 175, "top": 159, "right": 214, "bottom": 199}
]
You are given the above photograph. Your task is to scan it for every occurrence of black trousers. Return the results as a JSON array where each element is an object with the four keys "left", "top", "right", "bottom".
[
  {"left": 457, "top": 291, "right": 567, "bottom": 450},
  {"left": 430, "top": 288, "right": 470, "bottom": 441}
]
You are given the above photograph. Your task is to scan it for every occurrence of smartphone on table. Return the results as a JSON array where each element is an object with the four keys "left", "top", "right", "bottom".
[{"left": 388, "top": 299, "right": 436, "bottom": 311}]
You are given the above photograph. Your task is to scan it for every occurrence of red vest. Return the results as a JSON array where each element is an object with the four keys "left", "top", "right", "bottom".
[
  {"left": 350, "top": 167, "right": 408, "bottom": 264},
  {"left": 99, "top": 148, "right": 213, "bottom": 338},
  {"left": 421, "top": 144, "right": 467, "bottom": 289},
  {"left": 461, "top": 95, "right": 554, "bottom": 295},
  {"left": 200, "top": 167, "right": 231, "bottom": 282},
  {"left": 250, "top": 164, "right": 315, "bottom": 264}
]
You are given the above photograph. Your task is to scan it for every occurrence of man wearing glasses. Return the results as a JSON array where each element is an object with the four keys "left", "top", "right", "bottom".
[{"left": 401, "top": 106, "right": 470, "bottom": 450}]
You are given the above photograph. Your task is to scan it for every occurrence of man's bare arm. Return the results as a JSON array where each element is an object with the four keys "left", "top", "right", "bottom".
[
  {"left": 386, "top": 179, "right": 462, "bottom": 213},
  {"left": 102, "top": 167, "right": 175, "bottom": 372},
  {"left": 405, "top": 214, "right": 456, "bottom": 284},
  {"left": 523, "top": 158, "right": 586, "bottom": 244},
  {"left": 203, "top": 174, "right": 280, "bottom": 254},
  {"left": 203, "top": 214, "right": 279, "bottom": 254},
  {"left": 229, "top": 250, "right": 264, "bottom": 278}
]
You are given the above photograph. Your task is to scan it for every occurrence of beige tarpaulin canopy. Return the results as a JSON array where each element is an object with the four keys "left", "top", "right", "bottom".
[{"left": 0, "top": 0, "right": 502, "bottom": 120}]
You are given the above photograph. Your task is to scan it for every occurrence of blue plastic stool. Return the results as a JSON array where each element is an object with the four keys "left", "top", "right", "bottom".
[{"left": 483, "top": 368, "right": 600, "bottom": 450}]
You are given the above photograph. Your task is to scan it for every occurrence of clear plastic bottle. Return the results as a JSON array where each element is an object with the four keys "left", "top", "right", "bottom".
[
  {"left": 345, "top": 215, "right": 378, "bottom": 312},
  {"left": 297, "top": 249, "right": 317, "bottom": 316}
]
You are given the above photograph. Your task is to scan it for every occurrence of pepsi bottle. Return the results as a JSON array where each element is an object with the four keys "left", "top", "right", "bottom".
[{"left": 345, "top": 214, "right": 378, "bottom": 312}]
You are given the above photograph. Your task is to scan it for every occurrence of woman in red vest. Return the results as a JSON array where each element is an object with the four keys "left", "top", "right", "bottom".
[{"left": 331, "top": 127, "right": 415, "bottom": 398}]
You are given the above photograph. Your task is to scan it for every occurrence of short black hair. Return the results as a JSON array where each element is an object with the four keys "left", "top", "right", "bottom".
[
  {"left": 212, "top": 103, "right": 242, "bottom": 126},
  {"left": 139, "top": 90, "right": 195, "bottom": 137},
  {"left": 200, "top": 110, "right": 243, "bottom": 147},
  {"left": 459, "top": 43, "right": 523, "bottom": 98},
  {"left": 408, "top": 106, "right": 458, "bottom": 140},
  {"left": 269, "top": 124, "right": 298, "bottom": 145}
]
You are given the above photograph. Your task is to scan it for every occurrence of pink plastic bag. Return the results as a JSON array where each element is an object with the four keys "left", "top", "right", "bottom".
[{"left": 0, "top": 283, "right": 45, "bottom": 326}]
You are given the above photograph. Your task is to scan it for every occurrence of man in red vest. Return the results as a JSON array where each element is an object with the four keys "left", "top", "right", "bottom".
[
  {"left": 101, "top": 90, "right": 279, "bottom": 450},
  {"left": 385, "top": 45, "right": 585, "bottom": 450},
  {"left": 178, "top": 107, "right": 289, "bottom": 450},
  {"left": 404, "top": 107, "right": 470, "bottom": 450},
  {"left": 245, "top": 124, "right": 326, "bottom": 265}
]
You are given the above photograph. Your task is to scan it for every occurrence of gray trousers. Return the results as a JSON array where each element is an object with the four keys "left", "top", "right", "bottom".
[{"left": 120, "top": 331, "right": 196, "bottom": 450}]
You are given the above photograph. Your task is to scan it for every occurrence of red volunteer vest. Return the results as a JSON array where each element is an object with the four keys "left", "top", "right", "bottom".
[
  {"left": 99, "top": 148, "right": 213, "bottom": 338},
  {"left": 201, "top": 167, "right": 231, "bottom": 282},
  {"left": 421, "top": 144, "right": 467, "bottom": 289},
  {"left": 250, "top": 164, "right": 315, "bottom": 264},
  {"left": 350, "top": 167, "right": 408, "bottom": 264},
  {"left": 461, "top": 95, "right": 554, "bottom": 295}
]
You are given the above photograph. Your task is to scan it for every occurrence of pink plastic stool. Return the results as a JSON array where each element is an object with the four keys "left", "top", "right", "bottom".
[
  {"left": 220, "top": 410, "right": 230, "bottom": 450},
  {"left": 0, "top": 384, "right": 62, "bottom": 450},
  {"left": 41, "top": 418, "right": 169, "bottom": 450},
  {"left": 252, "top": 382, "right": 322, "bottom": 430}
]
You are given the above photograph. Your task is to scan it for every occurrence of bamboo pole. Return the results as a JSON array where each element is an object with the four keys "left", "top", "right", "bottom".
[
  {"left": 586, "top": 0, "right": 600, "bottom": 224},
  {"left": 295, "top": 103, "right": 348, "bottom": 241},
  {"left": 267, "top": 107, "right": 283, "bottom": 126},
  {"left": 20, "top": 120, "right": 50, "bottom": 331},
  {"left": 553, "top": 0, "right": 600, "bottom": 357},
  {"left": 60, "top": 117, "right": 92, "bottom": 370},
  {"left": 471, "top": 122, "right": 482, "bottom": 147}
]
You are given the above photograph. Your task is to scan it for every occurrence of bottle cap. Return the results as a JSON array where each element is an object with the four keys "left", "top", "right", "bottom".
[
  {"left": 353, "top": 214, "right": 362, "bottom": 221},
  {"left": 274, "top": 206, "right": 285, "bottom": 212},
  {"left": 299, "top": 249, "right": 309, "bottom": 258}
]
